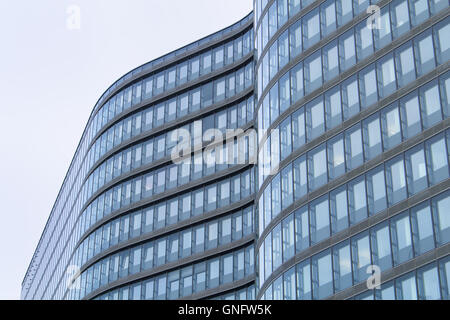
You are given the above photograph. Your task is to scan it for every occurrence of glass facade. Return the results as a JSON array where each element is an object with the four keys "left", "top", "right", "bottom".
[
  {"left": 21, "top": 13, "right": 256, "bottom": 301},
  {"left": 255, "top": 0, "right": 450, "bottom": 301},
  {"left": 23, "top": 1, "right": 449, "bottom": 301}
]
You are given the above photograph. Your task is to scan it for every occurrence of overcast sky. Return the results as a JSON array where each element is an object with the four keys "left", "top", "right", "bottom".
[{"left": 0, "top": 0, "right": 252, "bottom": 300}]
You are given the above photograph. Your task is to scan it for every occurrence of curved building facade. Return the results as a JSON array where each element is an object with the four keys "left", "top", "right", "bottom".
[
  {"left": 23, "top": 1, "right": 450, "bottom": 301},
  {"left": 22, "top": 12, "right": 257, "bottom": 300},
  {"left": 254, "top": 0, "right": 450, "bottom": 300}
]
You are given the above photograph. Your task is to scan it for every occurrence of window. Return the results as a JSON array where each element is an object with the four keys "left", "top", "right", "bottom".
[
  {"left": 337, "top": 0, "right": 352, "bottom": 26},
  {"left": 207, "top": 221, "right": 218, "bottom": 250},
  {"left": 396, "top": 272, "right": 417, "bottom": 300},
  {"left": 283, "top": 267, "right": 296, "bottom": 300},
  {"left": 279, "top": 73, "right": 290, "bottom": 114},
  {"left": 219, "top": 216, "right": 232, "bottom": 246},
  {"left": 420, "top": 81, "right": 442, "bottom": 129},
  {"left": 219, "top": 181, "right": 230, "bottom": 208},
  {"left": 312, "top": 250, "right": 333, "bottom": 299},
  {"left": 345, "top": 125, "right": 364, "bottom": 170},
  {"left": 333, "top": 241, "right": 352, "bottom": 291},
  {"left": 417, "top": 263, "right": 441, "bottom": 300},
  {"left": 201, "top": 82, "right": 213, "bottom": 108},
  {"left": 189, "top": 57, "right": 200, "bottom": 81},
  {"left": 143, "top": 78, "right": 153, "bottom": 100},
  {"left": 297, "top": 260, "right": 312, "bottom": 300},
  {"left": 201, "top": 51, "right": 212, "bottom": 75},
  {"left": 342, "top": 76, "right": 360, "bottom": 120},
  {"left": 366, "top": 166, "right": 387, "bottom": 216},
  {"left": 382, "top": 103, "right": 402, "bottom": 150},
  {"left": 363, "top": 113, "right": 382, "bottom": 160},
  {"left": 167, "top": 271, "right": 179, "bottom": 300},
  {"left": 292, "top": 107, "right": 305, "bottom": 150},
  {"left": 293, "top": 155, "right": 307, "bottom": 200},
  {"left": 355, "top": 20, "right": 374, "bottom": 61},
  {"left": 308, "top": 145, "right": 327, "bottom": 191},
  {"left": 119, "top": 250, "right": 130, "bottom": 278},
  {"left": 290, "top": 62, "right": 304, "bottom": 103},
  {"left": 177, "top": 62, "right": 188, "bottom": 86},
  {"left": 352, "top": 232, "right": 372, "bottom": 283},
  {"left": 391, "top": 212, "right": 413, "bottom": 265},
  {"left": 339, "top": 30, "right": 356, "bottom": 72},
  {"left": 214, "top": 78, "right": 226, "bottom": 103},
  {"left": 414, "top": 31, "right": 436, "bottom": 76},
  {"left": 181, "top": 229, "right": 192, "bottom": 258},
  {"left": 377, "top": 54, "right": 397, "bottom": 98},
  {"left": 194, "top": 263, "right": 206, "bottom": 292},
  {"left": 410, "top": 0, "right": 430, "bottom": 26},
  {"left": 295, "top": 206, "right": 309, "bottom": 253},
  {"left": 304, "top": 51, "right": 322, "bottom": 94},
  {"left": 227, "top": 74, "right": 236, "bottom": 99},
  {"left": 374, "top": 7, "right": 392, "bottom": 49},
  {"left": 155, "top": 73, "right": 164, "bottom": 96},
  {"left": 282, "top": 214, "right": 295, "bottom": 262},
  {"left": 193, "top": 225, "right": 205, "bottom": 253},
  {"left": 273, "top": 225, "right": 282, "bottom": 270},
  {"left": 359, "top": 64, "right": 378, "bottom": 108},
  {"left": 221, "top": 254, "right": 233, "bottom": 284},
  {"left": 386, "top": 156, "right": 407, "bottom": 205},
  {"left": 306, "top": 97, "right": 325, "bottom": 141},
  {"left": 321, "top": 0, "right": 337, "bottom": 36},
  {"left": 268, "top": 2, "right": 277, "bottom": 38},
  {"left": 269, "top": 42, "right": 278, "bottom": 81},
  {"left": 405, "top": 145, "right": 428, "bottom": 195},
  {"left": 213, "top": 47, "right": 224, "bottom": 70},
  {"left": 323, "top": 40, "right": 339, "bottom": 82},
  {"left": 310, "top": 196, "right": 330, "bottom": 244},
  {"left": 425, "top": 135, "right": 449, "bottom": 184},
  {"left": 432, "top": 192, "right": 450, "bottom": 245},
  {"left": 391, "top": 0, "right": 411, "bottom": 37},
  {"left": 166, "top": 68, "right": 176, "bottom": 90},
  {"left": 263, "top": 184, "right": 272, "bottom": 229},
  {"left": 439, "top": 256, "right": 450, "bottom": 299},
  {"left": 376, "top": 281, "right": 396, "bottom": 300},
  {"left": 328, "top": 134, "right": 345, "bottom": 179},
  {"left": 280, "top": 117, "right": 292, "bottom": 161},
  {"left": 400, "top": 92, "right": 422, "bottom": 139},
  {"left": 281, "top": 164, "right": 294, "bottom": 210},
  {"left": 395, "top": 42, "right": 416, "bottom": 87},
  {"left": 435, "top": 19, "right": 450, "bottom": 64},
  {"left": 272, "top": 174, "right": 282, "bottom": 218},
  {"left": 330, "top": 186, "right": 348, "bottom": 234},
  {"left": 270, "top": 83, "right": 279, "bottom": 125},
  {"left": 411, "top": 203, "right": 435, "bottom": 256},
  {"left": 371, "top": 222, "right": 392, "bottom": 272},
  {"left": 264, "top": 236, "right": 272, "bottom": 280},
  {"left": 289, "top": 20, "right": 302, "bottom": 58},
  {"left": 349, "top": 176, "right": 368, "bottom": 225},
  {"left": 279, "top": 30, "right": 289, "bottom": 69},
  {"left": 303, "top": 9, "right": 320, "bottom": 49},
  {"left": 325, "top": 86, "right": 342, "bottom": 130}
]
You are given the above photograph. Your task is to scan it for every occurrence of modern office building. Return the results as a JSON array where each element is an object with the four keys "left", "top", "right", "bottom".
[
  {"left": 23, "top": 0, "right": 450, "bottom": 300},
  {"left": 254, "top": 0, "right": 450, "bottom": 300},
  {"left": 21, "top": 13, "right": 257, "bottom": 300}
]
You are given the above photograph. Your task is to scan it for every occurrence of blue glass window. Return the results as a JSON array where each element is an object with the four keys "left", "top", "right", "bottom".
[
  {"left": 310, "top": 196, "right": 330, "bottom": 244},
  {"left": 391, "top": 212, "right": 413, "bottom": 265},
  {"left": 371, "top": 221, "right": 393, "bottom": 272}
]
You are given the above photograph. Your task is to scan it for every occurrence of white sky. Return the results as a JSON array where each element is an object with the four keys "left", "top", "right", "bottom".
[{"left": 0, "top": 0, "right": 252, "bottom": 300}]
